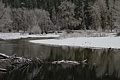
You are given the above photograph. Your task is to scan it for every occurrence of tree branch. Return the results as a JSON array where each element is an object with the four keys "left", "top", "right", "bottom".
[
  {"left": 0, "top": 10, "right": 6, "bottom": 19},
  {"left": 0, "top": 68, "right": 7, "bottom": 72},
  {"left": 0, "top": 53, "right": 9, "bottom": 59}
]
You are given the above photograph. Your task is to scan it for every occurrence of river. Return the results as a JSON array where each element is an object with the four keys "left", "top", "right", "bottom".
[{"left": 0, "top": 39, "right": 120, "bottom": 80}]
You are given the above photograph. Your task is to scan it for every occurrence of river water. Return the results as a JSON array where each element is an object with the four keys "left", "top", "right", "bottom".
[{"left": 0, "top": 40, "right": 120, "bottom": 80}]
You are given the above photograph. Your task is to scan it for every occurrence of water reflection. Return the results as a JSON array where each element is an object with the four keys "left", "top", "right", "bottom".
[
  {"left": 0, "top": 40, "right": 120, "bottom": 80},
  {"left": 5, "top": 62, "right": 96, "bottom": 80}
]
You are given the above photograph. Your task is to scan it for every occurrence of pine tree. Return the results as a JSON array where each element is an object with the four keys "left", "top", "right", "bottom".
[
  {"left": 112, "top": 0, "right": 120, "bottom": 32},
  {"left": 58, "top": 1, "right": 81, "bottom": 30},
  {"left": 90, "top": 0, "right": 107, "bottom": 31}
]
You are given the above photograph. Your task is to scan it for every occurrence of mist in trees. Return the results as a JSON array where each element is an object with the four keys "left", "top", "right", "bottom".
[{"left": 0, "top": 0, "right": 120, "bottom": 33}]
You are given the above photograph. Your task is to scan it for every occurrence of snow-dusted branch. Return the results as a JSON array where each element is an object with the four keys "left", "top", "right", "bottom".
[
  {"left": 0, "top": 10, "right": 6, "bottom": 19},
  {"left": 52, "top": 59, "right": 87, "bottom": 65},
  {"left": 0, "top": 53, "right": 9, "bottom": 59}
]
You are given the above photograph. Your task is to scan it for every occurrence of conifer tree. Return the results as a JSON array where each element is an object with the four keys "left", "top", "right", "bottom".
[{"left": 58, "top": 1, "right": 81, "bottom": 30}]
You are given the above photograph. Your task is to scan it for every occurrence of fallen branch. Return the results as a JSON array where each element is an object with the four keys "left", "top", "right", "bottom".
[
  {"left": 0, "top": 53, "right": 9, "bottom": 59},
  {"left": 0, "top": 53, "right": 87, "bottom": 74},
  {"left": 0, "top": 68, "right": 7, "bottom": 72},
  {"left": 0, "top": 10, "right": 6, "bottom": 19},
  {"left": 51, "top": 59, "right": 87, "bottom": 65},
  {"left": 52, "top": 60, "right": 80, "bottom": 65}
]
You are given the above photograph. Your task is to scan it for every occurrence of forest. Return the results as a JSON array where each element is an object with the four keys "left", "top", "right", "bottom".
[{"left": 0, "top": 0, "right": 120, "bottom": 33}]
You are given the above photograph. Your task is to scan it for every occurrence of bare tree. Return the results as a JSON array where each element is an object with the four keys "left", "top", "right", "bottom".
[
  {"left": 0, "top": 1, "right": 5, "bottom": 19},
  {"left": 0, "top": 1, "right": 12, "bottom": 32},
  {"left": 34, "top": 9, "right": 54, "bottom": 34},
  {"left": 10, "top": 8, "right": 23, "bottom": 32},
  {"left": 90, "top": 1, "right": 101, "bottom": 31},
  {"left": 11, "top": 8, "right": 31, "bottom": 32},
  {"left": 23, "top": 10, "right": 36, "bottom": 33},
  {"left": 107, "top": 0, "right": 115, "bottom": 32}
]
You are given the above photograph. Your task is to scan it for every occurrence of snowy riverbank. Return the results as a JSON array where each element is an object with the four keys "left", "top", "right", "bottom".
[
  {"left": 0, "top": 33, "right": 59, "bottom": 40},
  {"left": 30, "top": 37, "right": 120, "bottom": 49}
]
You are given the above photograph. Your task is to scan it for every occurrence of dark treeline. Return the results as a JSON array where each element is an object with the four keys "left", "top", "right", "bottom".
[{"left": 0, "top": 0, "right": 120, "bottom": 33}]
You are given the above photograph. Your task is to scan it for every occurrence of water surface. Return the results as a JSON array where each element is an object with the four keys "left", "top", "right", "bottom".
[{"left": 0, "top": 40, "right": 120, "bottom": 80}]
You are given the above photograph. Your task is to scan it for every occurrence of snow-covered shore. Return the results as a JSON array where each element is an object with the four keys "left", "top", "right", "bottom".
[
  {"left": 1, "top": 32, "right": 120, "bottom": 49},
  {"left": 0, "top": 33, "right": 59, "bottom": 40},
  {"left": 30, "top": 37, "right": 120, "bottom": 49}
]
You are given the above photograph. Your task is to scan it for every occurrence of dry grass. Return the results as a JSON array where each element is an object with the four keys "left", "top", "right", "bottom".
[{"left": 59, "top": 30, "right": 111, "bottom": 38}]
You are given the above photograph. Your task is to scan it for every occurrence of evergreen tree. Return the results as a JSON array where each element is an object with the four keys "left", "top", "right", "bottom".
[
  {"left": 58, "top": 1, "right": 81, "bottom": 30},
  {"left": 90, "top": 0, "right": 108, "bottom": 31},
  {"left": 108, "top": 0, "right": 120, "bottom": 32},
  {"left": 114, "top": 0, "right": 120, "bottom": 32}
]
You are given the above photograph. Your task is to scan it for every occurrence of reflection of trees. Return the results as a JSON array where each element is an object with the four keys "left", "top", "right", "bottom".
[
  {"left": 6, "top": 63, "right": 97, "bottom": 80},
  {"left": 95, "top": 49, "right": 115, "bottom": 77},
  {"left": 48, "top": 46, "right": 76, "bottom": 61},
  {"left": 1, "top": 44, "right": 120, "bottom": 80},
  {"left": 114, "top": 50, "right": 120, "bottom": 78}
]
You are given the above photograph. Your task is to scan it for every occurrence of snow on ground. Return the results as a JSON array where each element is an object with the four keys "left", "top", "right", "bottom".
[
  {"left": 30, "top": 37, "right": 120, "bottom": 49},
  {"left": 60, "top": 31, "right": 117, "bottom": 38},
  {"left": 0, "top": 33, "right": 59, "bottom": 40}
]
